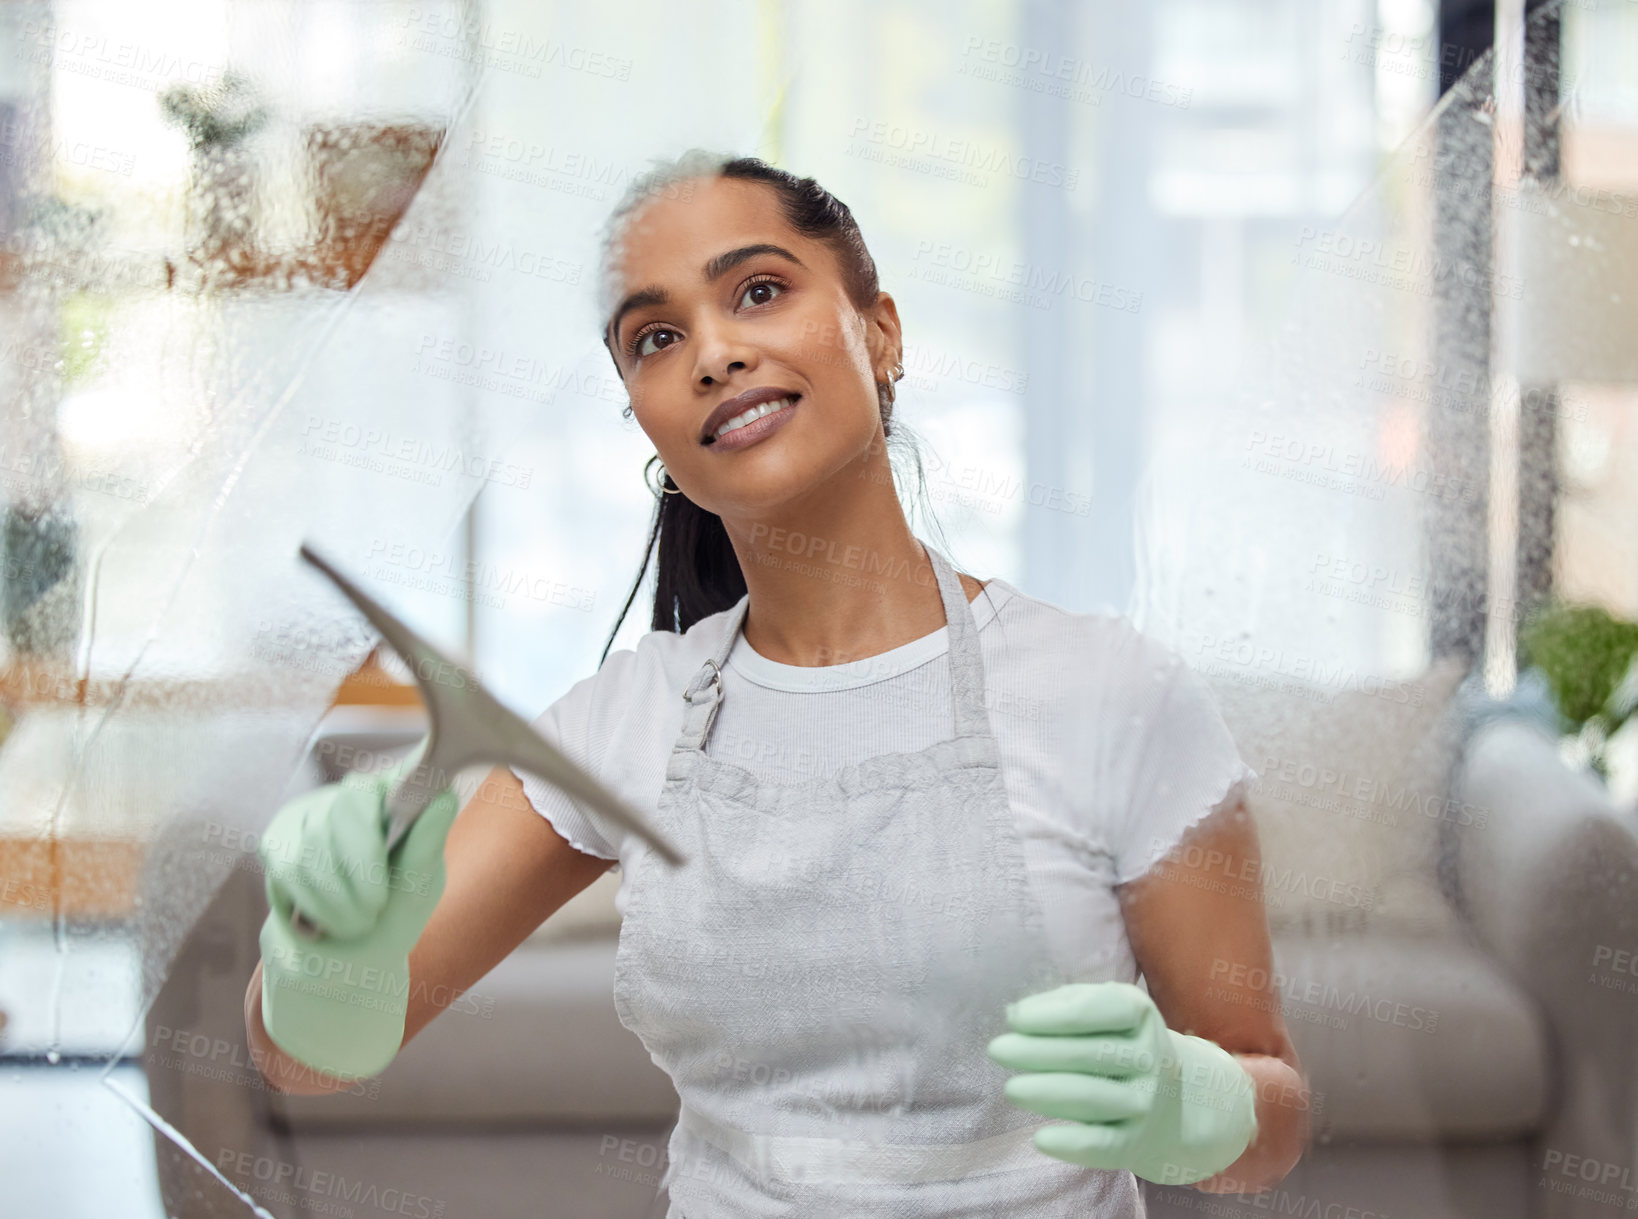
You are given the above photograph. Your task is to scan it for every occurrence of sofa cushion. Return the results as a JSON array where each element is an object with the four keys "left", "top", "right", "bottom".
[
  {"left": 1211, "top": 657, "right": 1471, "bottom": 937},
  {"left": 270, "top": 938, "right": 678, "bottom": 1127},
  {"left": 1267, "top": 932, "right": 1549, "bottom": 1141}
]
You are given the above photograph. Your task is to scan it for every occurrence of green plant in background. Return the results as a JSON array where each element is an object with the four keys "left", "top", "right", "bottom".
[
  {"left": 1519, "top": 602, "right": 1638, "bottom": 780},
  {"left": 158, "top": 69, "right": 268, "bottom": 153},
  {"left": 158, "top": 69, "right": 269, "bottom": 278},
  {"left": 1, "top": 501, "right": 81, "bottom": 658}
]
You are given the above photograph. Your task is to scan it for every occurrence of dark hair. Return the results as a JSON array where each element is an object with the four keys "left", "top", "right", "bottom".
[{"left": 596, "top": 152, "right": 929, "bottom": 665}]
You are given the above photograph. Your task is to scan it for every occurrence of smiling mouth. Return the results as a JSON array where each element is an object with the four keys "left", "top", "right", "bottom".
[{"left": 703, "top": 394, "right": 801, "bottom": 445}]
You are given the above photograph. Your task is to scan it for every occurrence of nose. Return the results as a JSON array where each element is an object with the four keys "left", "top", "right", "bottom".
[{"left": 691, "top": 318, "right": 758, "bottom": 388}]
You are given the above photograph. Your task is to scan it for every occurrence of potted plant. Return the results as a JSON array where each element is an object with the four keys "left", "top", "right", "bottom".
[
  {"left": 1518, "top": 601, "right": 1638, "bottom": 784},
  {"left": 158, "top": 69, "right": 269, "bottom": 282}
]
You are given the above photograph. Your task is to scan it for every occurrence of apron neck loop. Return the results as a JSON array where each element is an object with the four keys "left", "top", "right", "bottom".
[
  {"left": 678, "top": 540, "right": 991, "bottom": 753},
  {"left": 677, "top": 591, "right": 746, "bottom": 752},
  {"left": 679, "top": 657, "right": 728, "bottom": 753}
]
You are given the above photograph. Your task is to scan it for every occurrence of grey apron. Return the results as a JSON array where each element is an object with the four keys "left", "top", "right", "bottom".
[{"left": 613, "top": 540, "right": 1142, "bottom": 1217}]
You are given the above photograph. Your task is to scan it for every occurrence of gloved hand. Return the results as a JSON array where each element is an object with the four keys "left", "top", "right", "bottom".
[
  {"left": 258, "top": 749, "right": 459, "bottom": 1081},
  {"left": 987, "top": 981, "right": 1258, "bottom": 1187}
]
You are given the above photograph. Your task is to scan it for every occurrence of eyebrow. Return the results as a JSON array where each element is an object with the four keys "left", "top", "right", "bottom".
[{"left": 606, "top": 243, "right": 807, "bottom": 351}]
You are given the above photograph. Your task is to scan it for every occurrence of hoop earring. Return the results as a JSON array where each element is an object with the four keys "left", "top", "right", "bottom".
[
  {"left": 878, "top": 361, "right": 904, "bottom": 409},
  {"left": 656, "top": 463, "right": 683, "bottom": 495}
]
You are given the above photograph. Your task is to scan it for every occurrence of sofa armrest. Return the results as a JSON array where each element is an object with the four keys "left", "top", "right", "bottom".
[{"left": 1452, "top": 716, "right": 1638, "bottom": 1207}]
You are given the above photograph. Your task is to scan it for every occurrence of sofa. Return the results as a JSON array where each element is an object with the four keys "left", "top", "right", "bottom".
[
  {"left": 1143, "top": 659, "right": 1638, "bottom": 1219},
  {"left": 142, "top": 668, "right": 1638, "bottom": 1219}
]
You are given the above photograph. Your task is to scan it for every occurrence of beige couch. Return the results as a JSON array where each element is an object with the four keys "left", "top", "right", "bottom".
[
  {"left": 143, "top": 673, "right": 1638, "bottom": 1218},
  {"left": 1143, "top": 659, "right": 1638, "bottom": 1219}
]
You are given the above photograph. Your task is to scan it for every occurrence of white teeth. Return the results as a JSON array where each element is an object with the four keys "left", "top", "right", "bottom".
[{"left": 715, "top": 396, "right": 795, "bottom": 440}]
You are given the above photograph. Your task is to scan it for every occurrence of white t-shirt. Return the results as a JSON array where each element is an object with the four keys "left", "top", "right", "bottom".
[{"left": 513, "top": 577, "right": 1256, "bottom": 985}]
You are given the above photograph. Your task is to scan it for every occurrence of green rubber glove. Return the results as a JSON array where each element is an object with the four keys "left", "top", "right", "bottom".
[
  {"left": 258, "top": 750, "right": 459, "bottom": 1081},
  {"left": 987, "top": 981, "right": 1258, "bottom": 1187}
]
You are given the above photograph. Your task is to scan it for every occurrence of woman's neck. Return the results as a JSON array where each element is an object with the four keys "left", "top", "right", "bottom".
[{"left": 723, "top": 478, "right": 983, "bottom": 668}]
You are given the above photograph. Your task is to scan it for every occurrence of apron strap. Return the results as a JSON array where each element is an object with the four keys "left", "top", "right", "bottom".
[
  {"left": 676, "top": 591, "right": 748, "bottom": 753},
  {"left": 921, "top": 541, "right": 994, "bottom": 742}
]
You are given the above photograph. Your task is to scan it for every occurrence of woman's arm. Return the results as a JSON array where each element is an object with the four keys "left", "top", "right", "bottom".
[
  {"left": 244, "top": 763, "right": 615, "bottom": 1093},
  {"left": 1116, "top": 788, "right": 1309, "bottom": 1194}
]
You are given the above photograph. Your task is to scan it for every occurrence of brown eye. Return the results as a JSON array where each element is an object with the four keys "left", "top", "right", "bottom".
[
  {"left": 738, "top": 279, "right": 784, "bottom": 309},
  {"left": 634, "top": 328, "right": 679, "bottom": 358}
]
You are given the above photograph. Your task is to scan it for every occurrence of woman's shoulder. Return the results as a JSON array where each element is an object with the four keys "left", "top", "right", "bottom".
[
  {"left": 986, "top": 579, "right": 1185, "bottom": 675},
  {"left": 531, "top": 603, "right": 743, "bottom": 769},
  {"left": 988, "top": 589, "right": 1224, "bottom": 779},
  {"left": 592, "top": 594, "right": 749, "bottom": 693}
]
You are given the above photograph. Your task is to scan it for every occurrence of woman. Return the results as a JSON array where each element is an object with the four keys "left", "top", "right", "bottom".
[{"left": 247, "top": 150, "right": 1309, "bottom": 1217}]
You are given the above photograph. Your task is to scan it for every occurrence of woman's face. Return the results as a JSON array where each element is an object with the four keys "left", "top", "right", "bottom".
[{"left": 605, "top": 175, "right": 901, "bottom": 524}]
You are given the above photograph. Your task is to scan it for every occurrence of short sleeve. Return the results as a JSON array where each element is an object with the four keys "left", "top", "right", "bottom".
[
  {"left": 509, "top": 670, "right": 620, "bottom": 862},
  {"left": 1077, "top": 623, "right": 1258, "bottom": 885}
]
